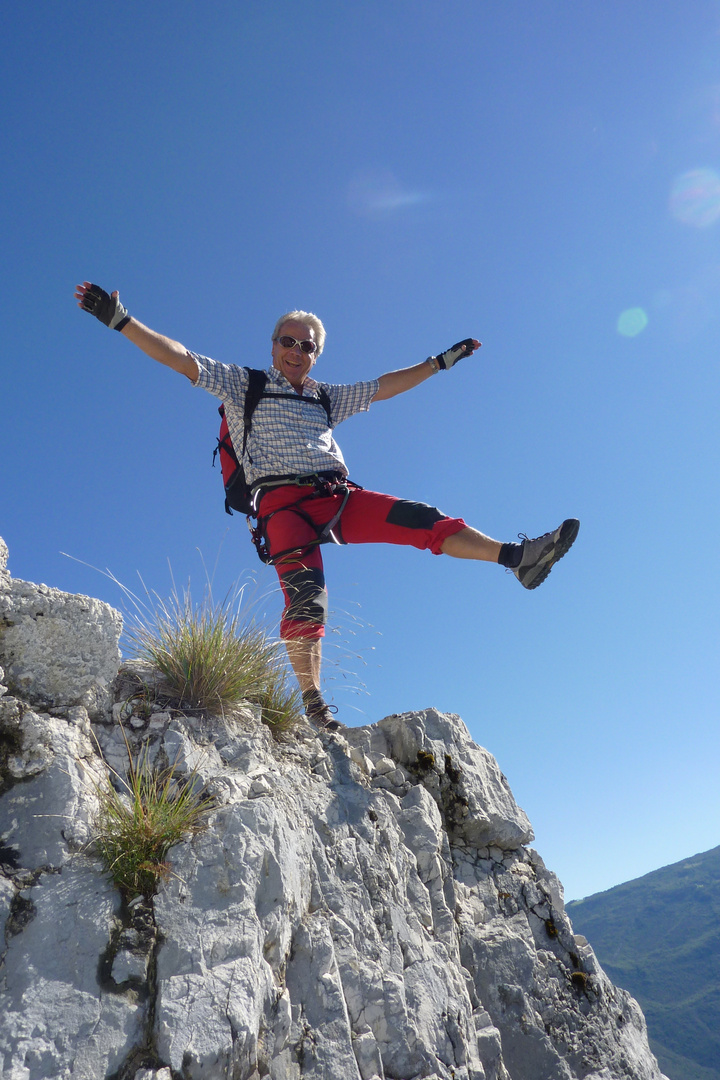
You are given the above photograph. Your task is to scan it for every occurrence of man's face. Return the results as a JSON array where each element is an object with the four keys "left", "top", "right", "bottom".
[{"left": 271, "top": 320, "right": 317, "bottom": 390}]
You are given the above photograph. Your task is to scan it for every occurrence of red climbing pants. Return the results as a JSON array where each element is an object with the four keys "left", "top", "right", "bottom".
[{"left": 256, "top": 484, "right": 467, "bottom": 640}]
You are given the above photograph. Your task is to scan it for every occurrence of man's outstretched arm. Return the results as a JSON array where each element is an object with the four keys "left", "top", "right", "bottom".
[
  {"left": 372, "top": 337, "right": 481, "bottom": 401},
  {"left": 74, "top": 282, "right": 199, "bottom": 382}
]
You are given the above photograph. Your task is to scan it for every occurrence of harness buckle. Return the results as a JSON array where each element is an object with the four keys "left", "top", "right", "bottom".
[{"left": 247, "top": 515, "right": 272, "bottom": 564}]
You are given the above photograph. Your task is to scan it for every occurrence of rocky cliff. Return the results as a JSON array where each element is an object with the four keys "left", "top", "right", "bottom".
[{"left": 0, "top": 537, "right": 668, "bottom": 1080}]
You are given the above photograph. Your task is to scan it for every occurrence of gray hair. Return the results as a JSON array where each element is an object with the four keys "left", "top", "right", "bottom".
[{"left": 272, "top": 310, "right": 326, "bottom": 356}]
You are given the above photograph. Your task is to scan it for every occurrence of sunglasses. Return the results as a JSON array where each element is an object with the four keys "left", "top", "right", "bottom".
[{"left": 275, "top": 335, "right": 318, "bottom": 355}]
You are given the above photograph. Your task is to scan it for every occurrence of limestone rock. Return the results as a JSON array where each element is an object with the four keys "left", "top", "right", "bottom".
[
  {"left": 0, "top": 541, "right": 122, "bottom": 720},
  {"left": 0, "top": 864, "right": 145, "bottom": 1079},
  {"left": 0, "top": 536, "right": 10, "bottom": 592},
  {"left": 0, "top": 693, "right": 669, "bottom": 1080},
  {"left": 0, "top": 706, "right": 147, "bottom": 1078},
  {"left": 346, "top": 709, "right": 534, "bottom": 850},
  {"left": 0, "top": 542, "right": 668, "bottom": 1080}
]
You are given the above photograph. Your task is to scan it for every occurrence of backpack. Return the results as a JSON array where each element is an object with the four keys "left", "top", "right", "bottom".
[{"left": 212, "top": 368, "right": 332, "bottom": 516}]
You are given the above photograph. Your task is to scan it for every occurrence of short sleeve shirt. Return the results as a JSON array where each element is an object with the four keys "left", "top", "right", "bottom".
[{"left": 191, "top": 354, "right": 379, "bottom": 487}]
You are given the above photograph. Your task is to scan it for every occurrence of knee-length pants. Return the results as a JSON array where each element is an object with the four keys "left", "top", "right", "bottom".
[{"left": 256, "top": 484, "right": 466, "bottom": 640}]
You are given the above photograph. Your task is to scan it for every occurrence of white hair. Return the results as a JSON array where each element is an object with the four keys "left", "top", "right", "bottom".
[{"left": 272, "top": 310, "right": 326, "bottom": 356}]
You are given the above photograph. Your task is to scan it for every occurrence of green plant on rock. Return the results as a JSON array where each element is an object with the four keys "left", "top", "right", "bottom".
[
  {"left": 125, "top": 580, "right": 302, "bottom": 733},
  {"left": 93, "top": 732, "right": 213, "bottom": 897}
]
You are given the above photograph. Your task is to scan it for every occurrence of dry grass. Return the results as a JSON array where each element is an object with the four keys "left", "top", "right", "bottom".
[
  {"left": 93, "top": 730, "right": 213, "bottom": 897},
  {"left": 123, "top": 579, "right": 303, "bottom": 734}
]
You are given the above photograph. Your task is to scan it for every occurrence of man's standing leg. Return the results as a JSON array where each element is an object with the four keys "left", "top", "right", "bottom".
[
  {"left": 284, "top": 635, "right": 340, "bottom": 730},
  {"left": 260, "top": 490, "right": 342, "bottom": 731},
  {"left": 275, "top": 557, "right": 339, "bottom": 729},
  {"left": 284, "top": 637, "right": 322, "bottom": 698}
]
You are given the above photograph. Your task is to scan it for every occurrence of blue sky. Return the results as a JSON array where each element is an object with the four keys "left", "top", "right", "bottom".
[{"left": 2, "top": 1, "right": 718, "bottom": 901}]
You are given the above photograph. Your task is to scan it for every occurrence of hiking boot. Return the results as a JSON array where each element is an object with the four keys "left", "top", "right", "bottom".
[
  {"left": 514, "top": 518, "right": 580, "bottom": 590},
  {"left": 302, "top": 689, "right": 343, "bottom": 732}
]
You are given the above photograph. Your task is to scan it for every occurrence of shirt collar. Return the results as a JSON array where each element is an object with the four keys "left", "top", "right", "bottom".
[{"left": 266, "top": 365, "right": 320, "bottom": 396}]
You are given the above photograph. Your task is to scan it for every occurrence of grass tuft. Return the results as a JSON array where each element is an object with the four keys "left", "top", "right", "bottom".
[
  {"left": 93, "top": 730, "right": 213, "bottom": 897},
  {"left": 59, "top": 556, "right": 304, "bottom": 732},
  {"left": 123, "top": 579, "right": 302, "bottom": 733}
]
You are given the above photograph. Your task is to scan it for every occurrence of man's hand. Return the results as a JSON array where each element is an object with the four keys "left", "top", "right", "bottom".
[
  {"left": 75, "top": 282, "right": 130, "bottom": 331},
  {"left": 435, "top": 337, "right": 481, "bottom": 370}
]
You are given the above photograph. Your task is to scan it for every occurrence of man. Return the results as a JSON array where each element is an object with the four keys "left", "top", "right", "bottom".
[{"left": 75, "top": 282, "right": 579, "bottom": 731}]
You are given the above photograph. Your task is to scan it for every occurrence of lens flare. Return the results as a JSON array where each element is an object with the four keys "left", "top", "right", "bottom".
[
  {"left": 669, "top": 168, "right": 720, "bottom": 227},
  {"left": 617, "top": 308, "right": 648, "bottom": 337}
]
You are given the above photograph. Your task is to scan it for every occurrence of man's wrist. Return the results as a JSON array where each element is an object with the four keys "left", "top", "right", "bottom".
[{"left": 426, "top": 356, "right": 440, "bottom": 374}]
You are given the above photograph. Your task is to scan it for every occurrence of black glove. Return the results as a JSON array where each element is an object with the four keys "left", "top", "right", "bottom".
[
  {"left": 78, "top": 283, "right": 130, "bottom": 331},
  {"left": 435, "top": 338, "right": 476, "bottom": 370}
]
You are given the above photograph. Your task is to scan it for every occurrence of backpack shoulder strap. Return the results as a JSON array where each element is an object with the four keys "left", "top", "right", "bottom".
[
  {"left": 244, "top": 369, "right": 269, "bottom": 425},
  {"left": 241, "top": 368, "right": 269, "bottom": 455},
  {"left": 317, "top": 386, "right": 332, "bottom": 426}
]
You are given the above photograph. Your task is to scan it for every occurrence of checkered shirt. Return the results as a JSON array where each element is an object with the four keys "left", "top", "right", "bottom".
[{"left": 192, "top": 354, "right": 379, "bottom": 487}]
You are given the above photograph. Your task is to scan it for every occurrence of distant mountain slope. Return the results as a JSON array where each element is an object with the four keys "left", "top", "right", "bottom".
[{"left": 567, "top": 846, "right": 720, "bottom": 1080}]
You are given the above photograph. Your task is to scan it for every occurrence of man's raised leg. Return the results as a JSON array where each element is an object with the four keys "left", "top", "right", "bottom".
[
  {"left": 442, "top": 520, "right": 579, "bottom": 590},
  {"left": 440, "top": 527, "right": 503, "bottom": 561}
]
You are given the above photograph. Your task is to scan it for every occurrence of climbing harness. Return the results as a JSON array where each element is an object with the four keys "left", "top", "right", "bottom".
[{"left": 248, "top": 472, "right": 359, "bottom": 566}]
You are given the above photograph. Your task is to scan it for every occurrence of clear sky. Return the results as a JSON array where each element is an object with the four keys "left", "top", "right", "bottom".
[{"left": 2, "top": 1, "right": 718, "bottom": 902}]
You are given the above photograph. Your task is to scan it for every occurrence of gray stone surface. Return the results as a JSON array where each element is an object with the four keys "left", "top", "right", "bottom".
[
  {"left": 346, "top": 708, "right": 534, "bottom": 849},
  {"left": 0, "top": 865, "right": 144, "bottom": 1080},
  {"left": 0, "top": 538, "right": 668, "bottom": 1080},
  {"left": 0, "top": 537, "right": 10, "bottom": 592},
  {"left": 0, "top": 543, "right": 122, "bottom": 720}
]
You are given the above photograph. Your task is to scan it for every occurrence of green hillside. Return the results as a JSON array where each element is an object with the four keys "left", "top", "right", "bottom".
[{"left": 567, "top": 846, "right": 720, "bottom": 1080}]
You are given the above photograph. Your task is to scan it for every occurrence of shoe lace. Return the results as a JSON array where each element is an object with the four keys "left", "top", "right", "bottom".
[
  {"left": 518, "top": 530, "right": 551, "bottom": 543},
  {"left": 302, "top": 690, "right": 338, "bottom": 719}
]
